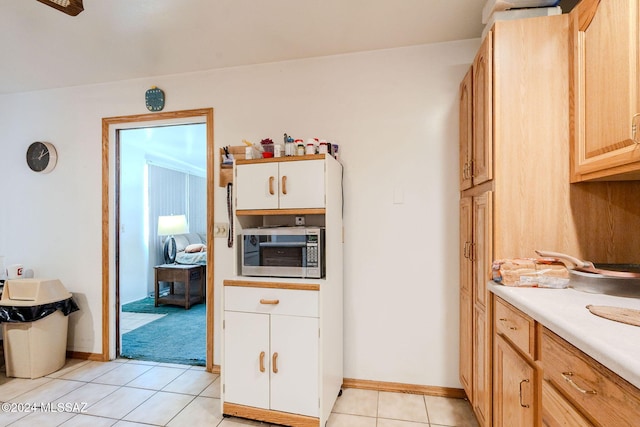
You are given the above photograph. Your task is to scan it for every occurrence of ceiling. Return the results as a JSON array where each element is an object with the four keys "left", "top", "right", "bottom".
[{"left": 0, "top": 0, "right": 487, "bottom": 95}]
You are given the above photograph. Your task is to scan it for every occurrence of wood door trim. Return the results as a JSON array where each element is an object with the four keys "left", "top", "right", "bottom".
[{"left": 102, "top": 108, "right": 215, "bottom": 370}]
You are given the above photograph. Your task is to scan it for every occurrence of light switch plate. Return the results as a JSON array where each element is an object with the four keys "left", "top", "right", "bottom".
[{"left": 214, "top": 223, "right": 228, "bottom": 238}]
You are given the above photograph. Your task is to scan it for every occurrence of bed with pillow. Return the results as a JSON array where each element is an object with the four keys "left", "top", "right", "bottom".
[{"left": 173, "top": 232, "right": 207, "bottom": 265}]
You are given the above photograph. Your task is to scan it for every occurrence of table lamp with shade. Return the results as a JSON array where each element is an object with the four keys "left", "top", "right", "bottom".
[{"left": 157, "top": 214, "right": 188, "bottom": 264}]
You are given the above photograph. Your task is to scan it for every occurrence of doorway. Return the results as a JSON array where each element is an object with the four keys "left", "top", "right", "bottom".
[
  {"left": 101, "top": 109, "right": 216, "bottom": 372},
  {"left": 118, "top": 123, "right": 206, "bottom": 365}
]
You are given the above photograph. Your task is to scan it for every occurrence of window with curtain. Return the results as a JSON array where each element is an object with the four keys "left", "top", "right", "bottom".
[{"left": 147, "top": 164, "right": 206, "bottom": 273}]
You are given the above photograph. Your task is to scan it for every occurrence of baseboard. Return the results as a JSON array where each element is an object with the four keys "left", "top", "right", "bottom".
[
  {"left": 66, "top": 351, "right": 106, "bottom": 361},
  {"left": 60, "top": 356, "right": 461, "bottom": 399},
  {"left": 342, "top": 378, "right": 467, "bottom": 399},
  {"left": 223, "top": 402, "right": 318, "bottom": 427}
]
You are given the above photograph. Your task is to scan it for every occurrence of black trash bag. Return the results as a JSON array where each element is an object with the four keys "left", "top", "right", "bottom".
[{"left": 0, "top": 297, "right": 79, "bottom": 323}]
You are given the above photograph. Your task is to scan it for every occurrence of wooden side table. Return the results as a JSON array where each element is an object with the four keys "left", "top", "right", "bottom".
[{"left": 154, "top": 264, "right": 204, "bottom": 309}]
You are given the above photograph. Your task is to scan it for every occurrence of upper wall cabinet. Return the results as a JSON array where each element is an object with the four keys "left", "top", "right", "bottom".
[
  {"left": 235, "top": 157, "right": 326, "bottom": 212},
  {"left": 472, "top": 33, "right": 493, "bottom": 187},
  {"left": 460, "top": 33, "right": 493, "bottom": 191},
  {"left": 570, "top": 0, "right": 640, "bottom": 181},
  {"left": 460, "top": 69, "right": 473, "bottom": 190}
]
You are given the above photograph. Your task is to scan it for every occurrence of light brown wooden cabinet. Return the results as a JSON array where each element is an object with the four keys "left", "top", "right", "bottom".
[
  {"left": 459, "top": 15, "right": 571, "bottom": 426},
  {"left": 541, "top": 328, "right": 640, "bottom": 426},
  {"left": 471, "top": 33, "right": 492, "bottom": 187},
  {"left": 493, "top": 298, "right": 538, "bottom": 427},
  {"left": 459, "top": 33, "right": 492, "bottom": 191},
  {"left": 459, "top": 69, "right": 473, "bottom": 191},
  {"left": 490, "top": 297, "right": 640, "bottom": 427},
  {"left": 569, "top": 0, "right": 640, "bottom": 181},
  {"left": 460, "top": 192, "right": 493, "bottom": 425},
  {"left": 459, "top": 197, "right": 473, "bottom": 396},
  {"left": 494, "top": 335, "right": 536, "bottom": 427}
]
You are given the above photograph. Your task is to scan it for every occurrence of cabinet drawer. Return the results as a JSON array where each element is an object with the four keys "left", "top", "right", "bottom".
[
  {"left": 541, "top": 328, "right": 640, "bottom": 426},
  {"left": 224, "top": 286, "right": 318, "bottom": 318},
  {"left": 494, "top": 297, "right": 535, "bottom": 358},
  {"left": 542, "top": 381, "right": 593, "bottom": 427}
]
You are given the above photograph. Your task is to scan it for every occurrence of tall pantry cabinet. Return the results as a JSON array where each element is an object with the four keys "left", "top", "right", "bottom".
[{"left": 459, "top": 15, "right": 571, "bottom": 427}]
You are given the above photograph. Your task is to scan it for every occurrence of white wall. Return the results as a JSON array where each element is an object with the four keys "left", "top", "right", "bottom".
[
  {"left": 0, "top": 38, "right": 479, "bottom": 388},
  {"left": 119, "top": 142, "right": 149, "bottom": 305}
]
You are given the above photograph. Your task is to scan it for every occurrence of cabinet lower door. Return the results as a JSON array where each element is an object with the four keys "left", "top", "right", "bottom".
[
  {"left": 541, "top": 381, "right": 592, "bottom": 427},
  {"left": 270, "top": 315, "right": 319, "bottom": 417},
  {"left": 494, "top": 335, "right": 535, "bottom": 427},
  {"left": 473, "top": 307, "right": 491, "bottom": 426},
  {"left": 224, "top": 311, "right": 270, "bottom": 409}
]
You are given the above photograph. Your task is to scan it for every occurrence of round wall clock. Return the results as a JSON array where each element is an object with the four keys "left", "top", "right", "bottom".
[
  {"left": 145, "top": 86, "right": 165, "bottom": 111},
  {"left": 26, "top": 141, "right": 57, "bottom": 173}
]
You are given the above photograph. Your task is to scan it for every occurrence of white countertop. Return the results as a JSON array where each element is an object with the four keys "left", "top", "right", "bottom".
[{"left": 489, "top": 282, "right": 640, "bottom": 389}]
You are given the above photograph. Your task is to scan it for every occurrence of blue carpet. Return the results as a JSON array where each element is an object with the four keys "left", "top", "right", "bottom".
[{"left": 121, "top": 297, "right": 205, "bottom": 366}]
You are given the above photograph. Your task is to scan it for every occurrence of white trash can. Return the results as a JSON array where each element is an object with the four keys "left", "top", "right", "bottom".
[{"left": 0, "top": 278, "right": 78, "bottom": 379}]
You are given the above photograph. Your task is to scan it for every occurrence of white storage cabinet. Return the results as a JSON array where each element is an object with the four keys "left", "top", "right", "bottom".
[
  {"left": 223, "top": 154, "right": 343, "bottom": 427},
  {"left": 235, "top": 159, "right": 325, "bottom": 210},
  {"left": 223, "top": 286, "right": 319, "bottom": 417}
]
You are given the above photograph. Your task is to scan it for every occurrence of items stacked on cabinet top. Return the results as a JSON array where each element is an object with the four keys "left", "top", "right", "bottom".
[{"left": 481, "top": 0, "right": 562, "bottom": 39}]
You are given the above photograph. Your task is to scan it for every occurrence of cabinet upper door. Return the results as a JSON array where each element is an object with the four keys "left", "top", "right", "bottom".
[
  {"left": 279, "top": 160, "right": 325, "bottom": 209},
  {"left": 236, "top": 162, "right": 280, "bottom": 210},
  {"left": 460, "top": 68, "right": 473, "bottom": 190},
  {"left": 571, "top": 0, "right": 640, "bottom": 180},
  {"left": 472, "top": 32, "right": 493, "bottom": 186},
  {"left": 223, "top": 311, "right": 270, "bottom": 409},
  {"left": 269, "top": 314, "right": 319, "bottom": 417}
]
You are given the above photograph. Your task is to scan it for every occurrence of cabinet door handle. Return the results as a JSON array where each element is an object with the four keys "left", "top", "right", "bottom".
[
  {"left": 260, "top": 299, "right": 280, "bottom": 305},
  {"left": 281, "top": 175, "right": 288, "bottom": 195},
  {"left": 498, "top": 318, "right": 517, "bottom": 330},
  {"left": 268, "top": 176, "right": 275, "bottom": 195},
  {"left": 272, "top": 352, "right": 279, "bottom": 373},
  {"left": 632, "top": 113, "right": 640, "bottom": 144},
  {"left": 561, "top": 372, "right": 598, "bottom": 395},
  {"left": 519, "top": 379, "right": 530, "bottom": 408},
  {"left": 259, "top": 351, "right": 265, "bottom": 372},
  {"left": 463, "top": 241, "right": 469, "bottom": 259}
]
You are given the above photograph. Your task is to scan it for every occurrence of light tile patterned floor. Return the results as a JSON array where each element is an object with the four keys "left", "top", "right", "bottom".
[{"left": 0, "top": 359, "right": 478, "bottom": 426}]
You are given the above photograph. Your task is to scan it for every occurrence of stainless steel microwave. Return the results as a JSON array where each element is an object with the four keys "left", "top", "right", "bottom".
[{"left": 240, "top": 227, "right": 325, "bottom": 279}]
